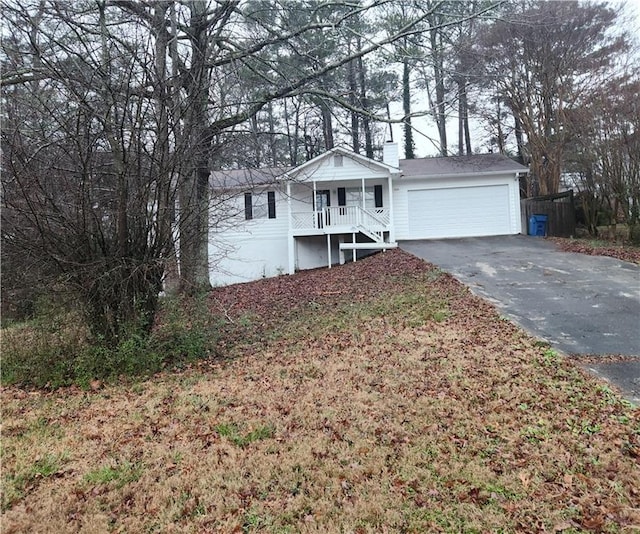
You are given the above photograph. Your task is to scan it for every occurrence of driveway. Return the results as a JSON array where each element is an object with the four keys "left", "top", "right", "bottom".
[{"left": 400, "top": 236, "right": 640, "bottom": 404}]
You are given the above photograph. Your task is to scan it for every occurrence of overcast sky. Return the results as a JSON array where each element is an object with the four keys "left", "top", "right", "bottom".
[{"left": 387, "top": 0, "right": 640, "bottom": 160}]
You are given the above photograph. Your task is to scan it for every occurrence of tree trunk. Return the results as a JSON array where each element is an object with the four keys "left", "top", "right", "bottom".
[
  {"left": 321, "top": 99, "right": 334, "bottom": 150},
  {"left": 357, "top": 53, "right": 374, "bottom": 158},
  {"left": 514, "top": 113, "right": 525, "bottom": 162},
  {"left": 402, "top": 53, "right": 414, "bottom": 159},
  {"left": 250, "top": 113, "right": 261, "bottom": 167},
  {"left": 461, "top": 81, "right": 472, "bottom": 154},
  {"left": 153, "top": 1, "right": 179, "bottom": 296},
  {"left": 428, "top": 20, "right": 447, "bottom": 157},
  {"left": 179, "top": 1, "right": 212, "bottom": 293},
  {"left": 268, "top": 101, "right": 277, "bottom": 165},
  {"left": 348, "top": 56, "right": 360, "bottom": 153},
  {"left": 458, "top": 82, "right": 464, "bottom": 156}
]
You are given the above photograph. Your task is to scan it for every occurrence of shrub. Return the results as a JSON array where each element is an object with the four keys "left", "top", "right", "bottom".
[
  {"left": 1, "top": 311, "right": 89, "bottom": 388},
  {"left": 1, "top": 293, "right": 219, "bottom": 388}
]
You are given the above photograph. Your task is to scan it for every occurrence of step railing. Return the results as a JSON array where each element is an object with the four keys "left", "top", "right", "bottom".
[{"left": 291, "top": 206, "right": 389, "bottom": 240}]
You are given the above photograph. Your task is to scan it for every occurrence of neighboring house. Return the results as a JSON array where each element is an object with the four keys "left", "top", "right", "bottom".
[{"left": 209, "top": 144, "right": 528, "bottom": 286}]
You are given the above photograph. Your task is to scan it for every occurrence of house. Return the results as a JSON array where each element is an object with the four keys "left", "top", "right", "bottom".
[{"left": 209, "top": 144, "right": 528, "bottom": 286}]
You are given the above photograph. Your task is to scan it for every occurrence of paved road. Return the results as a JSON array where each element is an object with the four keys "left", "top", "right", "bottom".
[{"left": 401, "top": 236, "right": 640, "bottom": 404}]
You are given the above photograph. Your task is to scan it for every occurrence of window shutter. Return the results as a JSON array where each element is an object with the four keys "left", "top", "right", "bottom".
[
  {"left": 267, "top": 191, "right": 276, "bottom": 219},
  {"left": 374, "top": 185, "right": 383, "bottom": 208},
  {"left": 244, "top": 193, "right": 253, "bottom": 220},
  {"left": 338, "top": 187, "right": 346, "bottom": 206}
]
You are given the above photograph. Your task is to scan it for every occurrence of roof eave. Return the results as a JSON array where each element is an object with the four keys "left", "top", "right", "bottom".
[
  {"left": 400, "top": 168, "right": 529, "bottom": 180},
  {"left": 285, "top": 146, "right": 399, "bottom": 179}
]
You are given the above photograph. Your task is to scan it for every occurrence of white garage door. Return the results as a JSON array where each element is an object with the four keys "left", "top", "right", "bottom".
[{"left": 407, "top": 184, "right": 511, "bottom": 239}]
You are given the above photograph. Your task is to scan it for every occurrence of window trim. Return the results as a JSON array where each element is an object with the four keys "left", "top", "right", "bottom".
[
  {"left": 267, "top": 191, "right": 276, "bottom": 219},
  {"left": 244, "top": 190, "right": 276, "bottom": 220}
]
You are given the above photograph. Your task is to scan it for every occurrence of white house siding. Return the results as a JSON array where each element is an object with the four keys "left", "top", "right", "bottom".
[
  {"left": 292, "top": 152, "right": 391, "bottom": 183},
  {"left": 393, "top": 173, "right": 521, "bottom": 240},
  {"left": 209, "top": 189, "right": 289, "bottom": 286},
  {"left": 289, "top": 179, "right": 391, "bottom": 214},
  {"left": 208, "top": 151, "right": 525, "bottom": 286},
  {"left": 209, "top": 154, "right": 396, "bottom": 286},
  {"left": 296, "top": 236, "right": 331, "bottom": 270}
]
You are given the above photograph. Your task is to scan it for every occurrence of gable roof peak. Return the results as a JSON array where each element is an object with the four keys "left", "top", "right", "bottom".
[{"left": 285, "top": 146, "right": 399, "bottom": 178}]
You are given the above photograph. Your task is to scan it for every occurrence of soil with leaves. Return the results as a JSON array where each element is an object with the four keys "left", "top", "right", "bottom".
[
  {"left": 549, "top": 237, "right": 640, "bottom": 265},
  {"left": 2, "top": 250, "right": 639, "bottom": 533}
]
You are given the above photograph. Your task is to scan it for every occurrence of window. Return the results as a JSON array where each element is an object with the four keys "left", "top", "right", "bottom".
[
  {"left": 340, "top": 185, "right": 383, "bottom": 209},
  {"left": 244, "top": 191, "right": 276, "bottom": 220},
  {"left": 314, "top": 190, "right": 331, "bottom": 211},
  {"left": 346, "top": 188, "right": 374, "bottom": 209}
]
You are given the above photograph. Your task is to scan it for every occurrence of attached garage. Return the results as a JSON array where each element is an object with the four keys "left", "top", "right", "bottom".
[
  {"left": 393, "top": 154, "right": 526, "bottom": 241},
  {"left": 407, "top": 184, "right": 512, "bottom": 239}
]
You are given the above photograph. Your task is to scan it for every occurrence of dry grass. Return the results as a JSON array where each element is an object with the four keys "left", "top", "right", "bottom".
[{"left": 2, "top": 251, "right": 639, "bottom": 533}]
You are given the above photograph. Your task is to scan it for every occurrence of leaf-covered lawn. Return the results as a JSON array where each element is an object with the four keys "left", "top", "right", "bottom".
[
  {"left": 2, "top": 250, "right": 639, "bottom": 533},
  {"left": 550, "top": 237, "right": 640, "bottom": 265}
]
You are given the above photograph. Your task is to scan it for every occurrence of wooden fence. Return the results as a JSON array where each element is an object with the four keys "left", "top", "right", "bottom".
[{"left": 520, "top": 190, "right": 576, "bottom": 237}]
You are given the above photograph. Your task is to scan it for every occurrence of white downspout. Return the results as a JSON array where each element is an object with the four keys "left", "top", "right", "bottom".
[{"left": 388, "top": 173, "right": 396, "bottom": 243}]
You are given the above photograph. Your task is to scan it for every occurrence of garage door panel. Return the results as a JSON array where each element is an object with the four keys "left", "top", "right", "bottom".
[{"left": 408, "top": 185, "right": 511, "bottom": 239}]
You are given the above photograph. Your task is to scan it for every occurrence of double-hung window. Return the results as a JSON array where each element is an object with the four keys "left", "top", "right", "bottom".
[
  {"left": 244, "top": 191, "right": 276, "bottom": 220},
  {"left": 337, "top": 185, "right": 383, "bottom": 209}
]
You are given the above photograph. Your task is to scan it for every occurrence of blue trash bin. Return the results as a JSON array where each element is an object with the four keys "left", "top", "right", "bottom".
[{"left": 528, "top": 214, "right": 548, "bottom": 236}]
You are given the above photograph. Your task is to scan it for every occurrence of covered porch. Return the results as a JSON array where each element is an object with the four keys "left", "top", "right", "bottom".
[
  {"left": 286, "top": 175, "right": 394, "bottom": 238},
  {"left": 285, "top": 175, "right": 397, "bottom": 273}
]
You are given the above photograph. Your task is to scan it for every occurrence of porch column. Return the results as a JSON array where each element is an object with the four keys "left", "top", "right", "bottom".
[
  {"left": 352, "top": 233, "right": 356, "bottom": 262},
  {"left": 361, "top": 176, "right": 366, "bottom": 211},
  {"left": 312, "top": 180, "right": 317, "bottom": 229},
  {"left": 287, "top": 181, "right": 295, "bottom": 275},
  {"left": 387, "top": 174, "right": 395, "bottom": 242},
  {"left": 326, "top": 234, "right": 331, "bottom": 269}
]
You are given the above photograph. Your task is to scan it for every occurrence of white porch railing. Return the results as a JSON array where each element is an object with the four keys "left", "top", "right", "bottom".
[
  {"left": 291, "top": 211, "right": 315, "bottom": 230},
  {"left": 291, "top": 206, "right": 390, "bottom": 240},
  {"left": 370, "top": 208, "right": 390, "bottom": 226}
]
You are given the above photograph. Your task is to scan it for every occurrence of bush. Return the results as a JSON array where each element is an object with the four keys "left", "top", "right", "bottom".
[
  {"left": 151, "top": 294, "right": 212, "bottom": 365},
  {"left": 1, "top": 311, "right": 89, "bottom": 388},
  {"left": 1, "top": 294, "right": 219, "bottom": 389}
]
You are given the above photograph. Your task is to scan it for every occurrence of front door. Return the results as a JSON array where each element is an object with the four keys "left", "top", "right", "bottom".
[{"left": 315, "top": 190, "right": 330, "bottom": 228}]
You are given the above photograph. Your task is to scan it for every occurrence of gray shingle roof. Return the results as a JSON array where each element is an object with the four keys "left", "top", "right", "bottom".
[
  {"left": 399, "top": 153, "right": 528, "bottom": 177},
  {"left": 211, "top": 167, "right": 290, "bottom": 189},
  {"left": 211, "top": 153, "right": 527, "bottom": 189}
]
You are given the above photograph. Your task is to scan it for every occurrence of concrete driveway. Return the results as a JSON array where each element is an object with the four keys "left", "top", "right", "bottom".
[{"left": 400, "top": 236, "right": 640, "bottom": 404}]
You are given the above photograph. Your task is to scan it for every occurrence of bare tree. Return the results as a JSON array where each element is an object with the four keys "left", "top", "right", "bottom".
[
  {"left": 1, "top": 1, "right": 186, "bottom": 340},
  {"left": 3, "top": 0, "right": 474, "bottom": 341},
  {"left": 477, "top": 1, "right": 629, "bottom": 195},
  {"left": 566, "top": 73, "right": 640, "bottom": 241}
]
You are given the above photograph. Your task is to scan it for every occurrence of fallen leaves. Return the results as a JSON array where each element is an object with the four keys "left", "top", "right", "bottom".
[
  {"left": 549, "top": 237, "right": 640, "bottom": 264},
  {"left": 2, "top": 249, "right": 639, "bottom": 533},
  {"left": 518, "top": 471, "right": 531, "bottom": 489}
]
